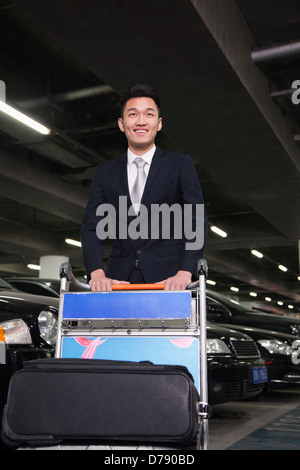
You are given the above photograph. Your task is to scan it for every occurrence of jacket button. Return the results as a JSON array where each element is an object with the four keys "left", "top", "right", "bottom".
[{"left": 136, "top": 250, "right": 142, "bottom": 254}]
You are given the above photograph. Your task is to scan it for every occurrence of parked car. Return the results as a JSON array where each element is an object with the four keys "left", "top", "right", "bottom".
[
  {"left": 5, "top": 277, "right": 85, "bottom": 298},
  {"left": 0, "top": 278, "right": 58, "bottom": 416},
  {"left": 217, "top": 322, "right": 300, "bottom": 391},
  {"left": 206, "top": 289, "right": 300, "bottom": 337},
  {"left": 206, "top": 322, "right": 267, "bottom": 404}
]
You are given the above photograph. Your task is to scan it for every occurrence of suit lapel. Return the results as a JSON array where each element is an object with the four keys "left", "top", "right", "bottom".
[
  {"left": 117, "top": 152, "right": 130, "bottom": 200},
  {"left": 141, "top": 147, "right": 165, "bottom": 204}
]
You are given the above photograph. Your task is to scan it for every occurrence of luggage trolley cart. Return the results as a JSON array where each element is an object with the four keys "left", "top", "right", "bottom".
[
  {"left": 55, "top": 259, "right": 210, "bottom": 450},
  {"left": 1, "top": 261, "right": 210, "bottom": 450}
]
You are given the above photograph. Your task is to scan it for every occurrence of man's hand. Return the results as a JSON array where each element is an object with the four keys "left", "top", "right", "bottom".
[
  {"left": 89, "top": 269, "right": 129, "bottom": 292},
  {"left": 159, "top": 270, "right": 192, "bottom": 291}
]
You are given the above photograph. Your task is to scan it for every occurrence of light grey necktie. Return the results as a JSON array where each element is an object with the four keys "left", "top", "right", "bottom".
[{"left": 131, "top": 157, "right": 147, "bottom": 213}]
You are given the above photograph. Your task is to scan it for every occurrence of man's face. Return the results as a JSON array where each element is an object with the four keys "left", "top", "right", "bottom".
[{"left": 118, "top": 97, "right": 162, "bottom": 155}]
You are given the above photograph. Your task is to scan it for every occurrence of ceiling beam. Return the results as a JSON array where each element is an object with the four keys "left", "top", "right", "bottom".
[
  {"left": 0, "top": 145, "right": 88, "bottom": 223},
  {"left": 191, "top": 0, "right": 300, "bottom": 173}
]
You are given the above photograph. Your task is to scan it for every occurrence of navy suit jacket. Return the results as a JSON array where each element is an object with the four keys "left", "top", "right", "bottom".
[{"left": 81, "top": 147, "right": 207, "bottom": 283}]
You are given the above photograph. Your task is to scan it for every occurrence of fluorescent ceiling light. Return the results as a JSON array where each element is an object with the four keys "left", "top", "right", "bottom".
[
  {"left": 288, "top": 305, "right": 294, "bottom": 309},
  {"left": 249, "top": 292, "right": 257, "bottom": 297},
  {"left": 206, "top": 280, "right": 216, "bottom": 285},
  {"left": 27, "top": 264, "right": 41, "bottom": 271},
  {"left": 0, "top": 100, "right": 51, "bottom": 135},
  {"left": 265, "top": 297, "right": 272, "bottom": 302},
  {"left": 65, "top": 238, "right": 82, "bottom": 248},
  {"left": 210, "top": 225, "right": 227, "bottom": 238},
  {"left": 251, "top": 249, "right": 263, "bottom": 259},
  {"left": 277, "top": 301, "right": 284, "bottom": 306},
  {"left": 278, "top": 264, "right": 288, "bottom": 272},
  {"left": 230, "top": 286, "right": 239, "bottom": 292}
]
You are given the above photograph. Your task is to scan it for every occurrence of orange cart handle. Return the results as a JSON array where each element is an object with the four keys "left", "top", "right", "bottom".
[{"left": 111, "top": 283, "right": 165, "bottom": 291}]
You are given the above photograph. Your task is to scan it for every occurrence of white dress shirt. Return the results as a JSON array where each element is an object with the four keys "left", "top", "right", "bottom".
[{"left": 127, "top": 145, "right": 156, "bottom": 212}]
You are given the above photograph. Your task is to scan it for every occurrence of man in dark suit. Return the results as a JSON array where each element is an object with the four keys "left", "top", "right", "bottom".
[{"left": 81, "top": 84, "right": 207, "bottom": 291}]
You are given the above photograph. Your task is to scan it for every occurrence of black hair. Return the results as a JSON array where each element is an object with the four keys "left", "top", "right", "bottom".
[{"left": 119, "top": 83, "right": 161, "bottom": 117}]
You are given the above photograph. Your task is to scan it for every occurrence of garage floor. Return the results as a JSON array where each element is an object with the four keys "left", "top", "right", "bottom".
[{"left": 209, "top": 387, "right": 300, "bottom": 450}]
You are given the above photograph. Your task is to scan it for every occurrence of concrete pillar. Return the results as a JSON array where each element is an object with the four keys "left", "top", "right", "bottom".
[{"left": 39, "top": 255, "right": 69, "bottom": 279}]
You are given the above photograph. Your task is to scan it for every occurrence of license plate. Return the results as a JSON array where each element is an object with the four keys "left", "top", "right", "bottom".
[{"left": 252, "top": 366, "right": 268, "bottom": 384}]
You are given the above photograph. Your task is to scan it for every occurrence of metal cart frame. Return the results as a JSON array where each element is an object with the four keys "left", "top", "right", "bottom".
[{"left": 55, "top": 259, "right": 210, "bottom": 450}]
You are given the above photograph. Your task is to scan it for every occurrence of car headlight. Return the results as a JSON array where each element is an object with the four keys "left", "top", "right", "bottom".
[
  {"left": 207, "top": 338, "right": 231, "bottom": 354},
  {"left": 258, "top": 339, "right": 293, "bottom": 356},
  {"left": 0, "top": 319, "right": 32, "bottom": 344},
  {"left": 38, "top": 310, "right": 58, "bottom": 346}
]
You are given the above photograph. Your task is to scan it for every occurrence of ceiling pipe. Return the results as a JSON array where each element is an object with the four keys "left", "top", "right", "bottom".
[
  {"left": 15, "top": 84, "right": 114, "bottom": 109},
  {"left": 251, "top": 40, "right": 300, "bottom": 63}
]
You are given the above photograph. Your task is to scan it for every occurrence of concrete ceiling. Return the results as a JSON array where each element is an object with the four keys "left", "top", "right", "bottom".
[{"left": 0, "top": 0, "right": 299, "bottom": 314}]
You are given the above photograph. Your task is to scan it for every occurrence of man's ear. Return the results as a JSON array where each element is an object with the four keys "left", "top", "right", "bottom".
[
  {"left": 158, "top": 117, "right": 163, "bottom": 132},
  {"left": 118, "top": 117, "right": 125, "bottom": 132}
]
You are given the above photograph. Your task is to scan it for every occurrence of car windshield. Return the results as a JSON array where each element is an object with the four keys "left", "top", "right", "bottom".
[{"left": 0, "top": 278, "right": 16, "bottom": 290}]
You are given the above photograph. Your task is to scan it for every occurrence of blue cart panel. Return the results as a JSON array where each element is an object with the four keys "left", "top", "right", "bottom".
[
  {"left": 61, "top": 335, "right": 200, "bottom": 392},
  {"left": 62, "top": 290, "right": 191, "bottom": 320}
]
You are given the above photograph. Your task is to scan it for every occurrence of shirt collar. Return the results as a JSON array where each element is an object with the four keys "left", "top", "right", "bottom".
[{"left": 127, "top": 145, "right": 156, "bottom": 166}]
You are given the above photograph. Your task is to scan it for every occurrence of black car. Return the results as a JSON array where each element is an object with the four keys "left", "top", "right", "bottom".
[
  {"left": 206, "top": 289, "right": 300, "bottom": 337},
  {"left": 206, "top": 322, "right": 267, "bottom": 404},
  {"left": 0, "top": 279, "right": 59, "bottom": 413},
  {"left": 218, "top": 322, "right": 300, "bottom": 391}
]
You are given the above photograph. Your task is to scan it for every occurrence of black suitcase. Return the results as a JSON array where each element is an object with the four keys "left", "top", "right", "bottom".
[{"left": 1, "top": 358, "right": 200, "bottom": 448}]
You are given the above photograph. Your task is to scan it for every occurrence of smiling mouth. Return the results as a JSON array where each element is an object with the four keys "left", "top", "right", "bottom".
[{"left": 134, "top": 129, "right": 148, "bottom": 134}]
